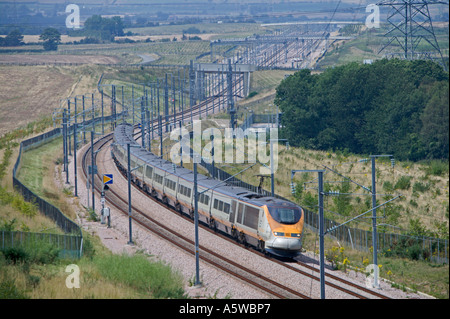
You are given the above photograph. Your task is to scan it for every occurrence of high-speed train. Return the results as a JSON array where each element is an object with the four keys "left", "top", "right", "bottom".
[{"left": 111, "top": 123, "right": 304, "bottom": 257}]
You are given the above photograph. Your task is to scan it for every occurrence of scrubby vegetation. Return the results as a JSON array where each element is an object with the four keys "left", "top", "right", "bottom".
[{"left": 0, "top": 237, "right": 187, "bottom": 299}]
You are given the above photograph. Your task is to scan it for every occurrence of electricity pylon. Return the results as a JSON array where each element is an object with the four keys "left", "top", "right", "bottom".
[{"left": 377, "top": 0, "right": 448, "bottom": 69}]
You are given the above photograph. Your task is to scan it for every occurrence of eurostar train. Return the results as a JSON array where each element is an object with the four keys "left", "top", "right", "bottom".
[{"left": 111, "top": 124, "right": 304, "bottom": 257}]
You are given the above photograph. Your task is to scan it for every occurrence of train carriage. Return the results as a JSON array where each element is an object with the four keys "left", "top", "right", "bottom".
[{"left": 112, "top": 123, "right": 304, "bottom": 257}]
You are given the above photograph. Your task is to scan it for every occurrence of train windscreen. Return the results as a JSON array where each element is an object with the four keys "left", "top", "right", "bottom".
[{"left": 268, "top": 206, "right": 301, "bottom": 224}]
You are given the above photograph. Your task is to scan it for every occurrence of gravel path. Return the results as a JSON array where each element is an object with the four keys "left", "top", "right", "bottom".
[{"left": 57, "top": 138, "right": 434, "bottom": 299}]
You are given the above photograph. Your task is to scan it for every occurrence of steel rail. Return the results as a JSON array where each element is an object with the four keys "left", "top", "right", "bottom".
[
  {"left": 81, "top": 134, "right": 309, "bottom": 299},
  {"left": 77, "top": 74, "right": 389, "bottom": 299}
]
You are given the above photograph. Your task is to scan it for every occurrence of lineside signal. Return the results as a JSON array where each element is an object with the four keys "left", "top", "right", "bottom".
[{"left": 103, "top": 174, "right": 113, "bottom": 185}]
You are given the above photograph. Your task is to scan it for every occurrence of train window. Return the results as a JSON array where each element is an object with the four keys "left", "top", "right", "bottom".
[
  {"left": 154, "top": 174, "right": 163, "bottom": 184},
  {"left": 268, "top": 206, "right": 301, "bottom": 225},
  {"left": 199, "top": 193, "right": 209, "bottom": 205},
  {"left": 213, "top": 198, "right": 230, "bottom": 214},
  {"left": 178, "top": 185, "right": 191, "bottom": 198},
  {"left": 165, "top": 179, "right": 176, "bottom": 190}
]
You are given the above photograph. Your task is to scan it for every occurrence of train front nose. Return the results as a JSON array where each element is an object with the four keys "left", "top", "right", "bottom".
[
  {"left": 267, "top": 237, "right": 302, "bottom": 250},
  {"left": 264, "top": 205, "right": 304, "bottom": 257},
  {"left": 265, "top": 236, "right": 303, "bottom": 257}
]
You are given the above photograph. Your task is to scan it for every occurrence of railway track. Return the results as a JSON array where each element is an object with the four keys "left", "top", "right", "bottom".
[
  {"left": 81, "top": 133, "right": 310, "bottom": 299},
  {"left": 76, "top": 75, "right": 390, "bottom": 298},
  {"left": 79, "top": 132, "right": 390, "bottom": 299}
]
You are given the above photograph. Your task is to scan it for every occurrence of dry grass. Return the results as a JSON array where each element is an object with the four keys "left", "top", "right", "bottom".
[
  {"left": 0, "top": 64, "right": 104, "bottom": 136},
  {"left": 210, "top": 137, "right": 449, "bottom": 234}
]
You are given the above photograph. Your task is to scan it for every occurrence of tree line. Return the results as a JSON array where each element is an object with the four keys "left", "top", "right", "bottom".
[
  {"left": 275, "top": 59, "right": 449, "bottom": 161},
  {"left": 69, "top": 15, "right": 124, "bottom": 41},
  {"left": 1, "top": 15, "right": 125, "bottom": 50},
  {"left": 0, "top": 28, "right": 61, "bottom": 51}
]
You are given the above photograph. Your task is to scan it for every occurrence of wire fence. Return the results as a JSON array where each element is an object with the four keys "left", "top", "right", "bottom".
[
  {"left": 6, "top": 113, "right": 122, "bottom": 259},
  {"left": 303, "top": 209, "right": 448, "bottom": 264},
  {"left": 1, "top": 230, "right": 82, "bottom": 259},
  {"left": 10, "top": 127, "right": 83, "bottom": 259}
]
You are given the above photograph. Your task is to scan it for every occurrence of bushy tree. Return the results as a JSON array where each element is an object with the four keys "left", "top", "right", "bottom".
[
  {"left": 39, "top": 28, "right": 61, "bottom": 51},
  {"left": 83, "top": 15, "right": 124, "bottom": 41},
  {"left": 275, "top": 59, "right": 449, "bottom": 161},
  {"left": 420, "top": 81, "right": 449, "bottom": 159},
  {"left": 0, "top": 29, "right": 24, "bottom": 47}
]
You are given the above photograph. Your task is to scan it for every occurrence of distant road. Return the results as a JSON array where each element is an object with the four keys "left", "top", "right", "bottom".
[{"left": 137, "top": 54, "right": 158, "bottom": 65}]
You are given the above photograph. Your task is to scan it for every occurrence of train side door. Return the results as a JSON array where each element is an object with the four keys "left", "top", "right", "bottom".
[{"left": 229, "top": 200, "right": 237, "bottom": 223}]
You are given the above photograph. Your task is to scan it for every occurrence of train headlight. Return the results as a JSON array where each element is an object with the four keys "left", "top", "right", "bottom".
[
  {"left": 273, "top": 231, "right": 285, "bottom": 236},
  {"left": 291, "top": 233, "right": 301, "bottom": 238}
]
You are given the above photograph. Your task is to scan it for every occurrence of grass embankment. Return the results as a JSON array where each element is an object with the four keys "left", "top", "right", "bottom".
[
  {"left": 0, "top": 245, "right": 186, "bottom": 299},
  {"left": 1, "top": 136, "right": 187, "bottom": 299}
]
